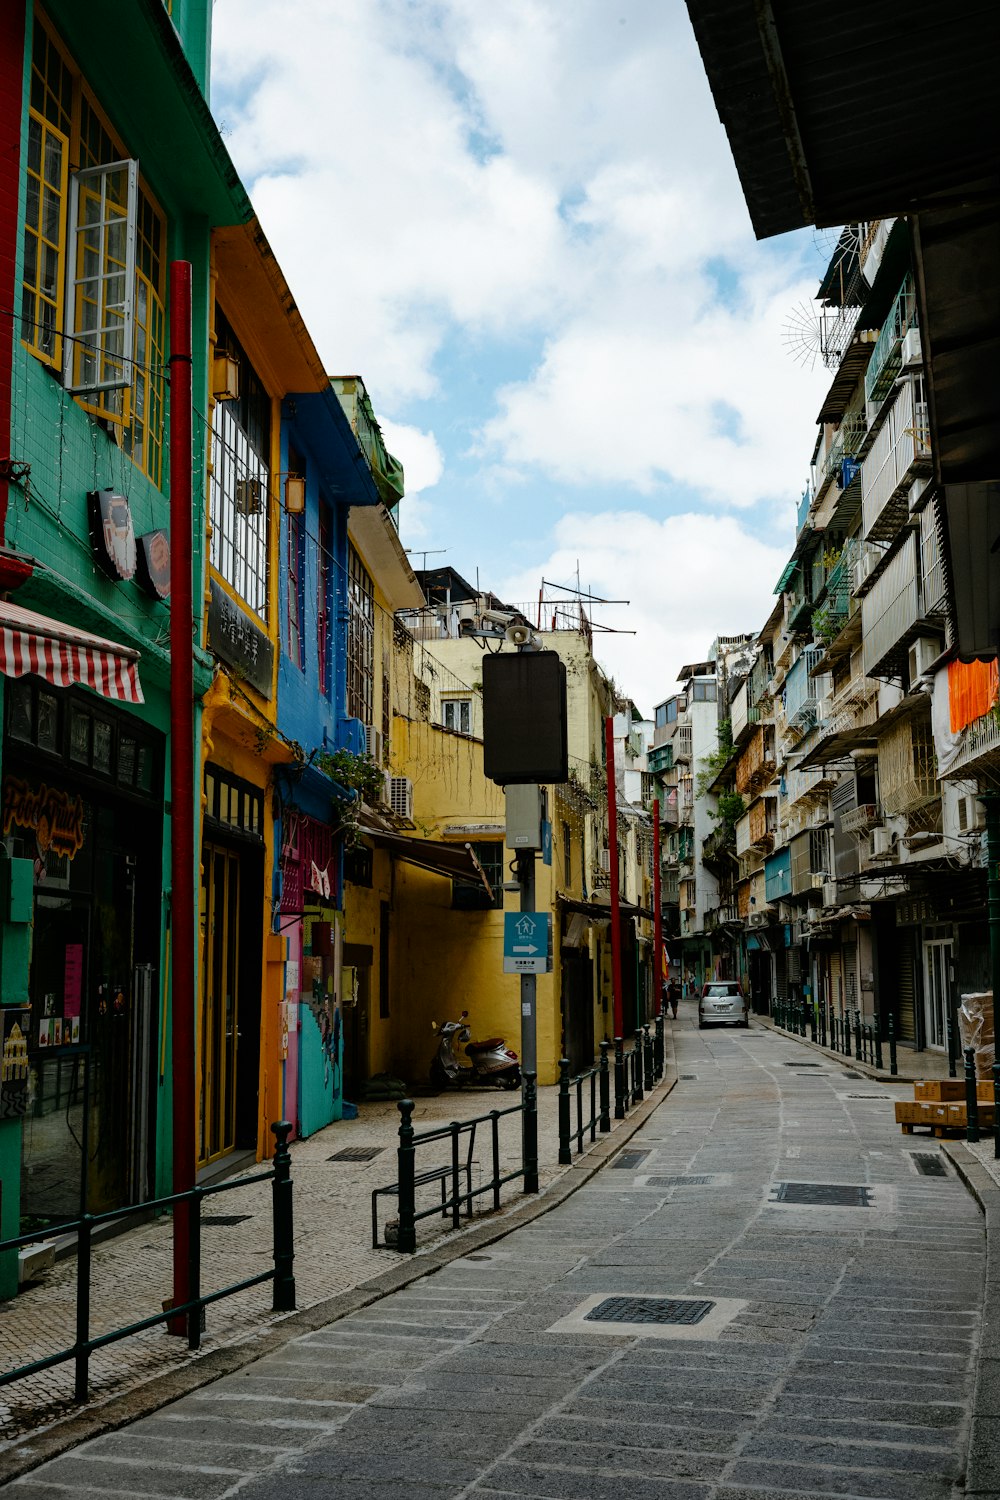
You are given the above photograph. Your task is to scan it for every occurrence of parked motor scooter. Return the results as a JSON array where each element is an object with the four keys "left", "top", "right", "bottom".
[{"left": 430, "top": 1011, "right": 521, "bottom": 1090}]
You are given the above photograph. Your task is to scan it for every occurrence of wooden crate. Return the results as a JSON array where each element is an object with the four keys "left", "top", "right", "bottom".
[{"left": 914, "top": 1080, "right": 966, "bottom": 1102}]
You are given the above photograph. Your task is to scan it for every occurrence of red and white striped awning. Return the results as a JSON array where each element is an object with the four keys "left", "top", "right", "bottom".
[{"left": 0, "top": 601, "right": 144, "bottom": 705}]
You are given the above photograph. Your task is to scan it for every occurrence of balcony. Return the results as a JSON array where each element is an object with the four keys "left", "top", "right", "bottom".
[
  {"left": 797, "top": 486, "right": 812, "bottom": 534},
  {"left": 748, "top": 795, "right": 777, "bottom": 852},
  {"left": 674, "top": 725, "right": 693, "bottom": 762},
  {"left": 879, "top": 712, "right": 938, "bottom": 815},
  {"left": 731, "top": 680, "right": 749, "bottom": 742},
  {"left": 861, "top": 532, "right": 919, "bottom": 677},
  {"left": 864, "top": 275, "right": 918, "bottom": 405},
  {"left": 840, "top": 802, "right": 883, "bottom": 834},
  {"left": 735, "top": 725, "right": 776, "bottom": 796},
  {"left": 784, "top": 647, "right": 824, "bottom": 730},
  {"left": 786, "top": 588, "right": 815, "bottom": 636},
  {"left": 703, "top": 824, "right": 735, "bottom": 866},
  {"left": 647, "top": 742, "right": 673, "bottom": 776},
  {"left": 861, "top": 377, "right": 931, "bottom": 546}
]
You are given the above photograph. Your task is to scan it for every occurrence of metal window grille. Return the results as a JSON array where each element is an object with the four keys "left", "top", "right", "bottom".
[
  {"left": 347, "top": 545, "right": 374, "bottom": 724},
  {"left": 317, "top": 505, "right": 331, "bottom": 693},
  {"left": 287, "top": 511, "right": 303, "bottom": 668}
]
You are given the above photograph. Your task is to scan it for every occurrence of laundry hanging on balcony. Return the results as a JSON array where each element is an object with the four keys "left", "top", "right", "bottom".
[{"left": 0, "top": 600, "right": 143, "bottom": 704}]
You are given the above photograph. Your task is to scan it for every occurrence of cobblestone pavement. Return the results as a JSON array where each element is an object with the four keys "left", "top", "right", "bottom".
[
  {"left": 5, "top": 1018, "right": 986, "bottom": 1499},
  {"left": 1, "top": 1051, "right": 667, "bottom": 1446}
]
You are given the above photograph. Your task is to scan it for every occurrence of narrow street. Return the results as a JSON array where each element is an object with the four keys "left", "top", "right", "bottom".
[{"left": 6, "top": 1018, "right": 986, "bottom": 1500}]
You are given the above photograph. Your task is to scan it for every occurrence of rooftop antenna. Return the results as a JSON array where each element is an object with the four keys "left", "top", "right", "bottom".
[{"left": 405, "top": 548, "right": 448, "bottom": 571}]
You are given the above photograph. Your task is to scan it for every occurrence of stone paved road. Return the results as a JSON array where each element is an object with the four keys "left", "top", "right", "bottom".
[{"left": 7, "top": 1020, "right": 986, "bottom": 1499}]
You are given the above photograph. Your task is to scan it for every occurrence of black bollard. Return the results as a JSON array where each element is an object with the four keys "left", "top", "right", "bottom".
[
  {"left": 557, "top": 1058, "right": 572, "bottom": 1165},
  {"left": 888, "top": 1011, "right": 897, "bottom": 1075},
  {"left": 874, "top": 1018, "right": 883, "bottom": 1071},
  {"left": 614, "top": 1036, "right": 626, "bottom": 1119},
  {"left": 633, "top": 1028, "right": 644, "bottom": 1103},
  {"left": 395, "top": 1102, "right": 417, "bottom": 1253},
  {"left": 599, "top": 1041, "right": 611, "bottom": 1131},
  {"left": 965, "top": 1047, "right": 980, "bottom": 1143},
  {"left": 654, "top": 1014, "right": 664, "bottom": 1081},
  {"left": 854, "top": 1009, "right": 863, "bottom": 1061},
  {"left": 947, "top": 1007, "right": 958, "bottom": 1079},
  {"left": 523, "top": 1072, "right": 539, "bottom": 1193},
  {"left": 993, "top": 1060, "right": 1000, "bottom": 1161},
  {"left": 643, "top": 1024, "right": 654, "bottom": 1092}
]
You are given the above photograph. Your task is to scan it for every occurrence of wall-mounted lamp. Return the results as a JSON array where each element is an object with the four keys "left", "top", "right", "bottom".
[
  {"left": 212, "top": 353, "right": 240, "bottom": 401},
  {"left": 284, "top": 475, "right": 306, "bottom": 514}
]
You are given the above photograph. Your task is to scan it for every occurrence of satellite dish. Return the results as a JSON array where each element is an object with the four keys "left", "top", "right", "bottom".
[{"left": 781, "top": 301, "right": 825, "bottom": 369}]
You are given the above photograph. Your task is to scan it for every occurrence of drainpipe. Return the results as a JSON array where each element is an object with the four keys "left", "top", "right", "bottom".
[{"left": 169, "top": 262, "right": 195, "bottom": 1333}]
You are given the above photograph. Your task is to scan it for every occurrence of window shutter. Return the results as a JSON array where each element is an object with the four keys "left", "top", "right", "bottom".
[{"left": 64, "top": 158, "right": 137, "bottom": 404}]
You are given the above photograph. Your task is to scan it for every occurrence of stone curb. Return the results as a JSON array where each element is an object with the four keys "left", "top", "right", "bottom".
[
  {"left": 942, "top": 1140, "right": 1000, "bottom": 1498},
  {"left": 755, "top": 1014, "right": 930, "bottom": 1084},
  {"left": 0, "top": 1068, "right": 677, "bottom": 1486}
]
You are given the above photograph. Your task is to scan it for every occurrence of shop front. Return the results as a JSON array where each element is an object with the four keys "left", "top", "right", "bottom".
[{"left": 3, "top": 676, "right": 163, "bottom": 1224}]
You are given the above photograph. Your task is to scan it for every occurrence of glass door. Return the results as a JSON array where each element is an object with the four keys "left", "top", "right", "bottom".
[
  {"left": 922, "top": 935, "right": 953, "bottom": 1051},
  {"left": 199, "top": 843, "right": 241, "bottom": 1165}
]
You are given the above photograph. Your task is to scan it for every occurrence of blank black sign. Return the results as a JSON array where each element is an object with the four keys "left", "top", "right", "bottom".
[{"left": 482, "top": 650, "right": 568, "bottom": 785}]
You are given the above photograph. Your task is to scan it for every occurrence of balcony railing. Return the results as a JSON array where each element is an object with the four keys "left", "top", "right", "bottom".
[
  {"left": 840, "top": 803, "right": 883, "bottom": 834},
  {"left": 748, "top": 795, "right": 777, "bottom": 850},
  {"left": 878, "top": 713, "right": 938, "bottom": 815},
  {"left": 784, "top": 647, "right": 824, "bottom": 729},
  {"left": 647, "top": 742, "right": 673, "bottom": 776},
  {"left": 861, "top": 532, "right": 918, "bottom": 677},
  {"left": 864, "top": 274, "right": 918, "bottom": 404},
  {"left": 735, "top": 725, "right": 776, "bottom": 796},
  {"left": 797, "top": 487, "right": 812, "bottom": 535},
  {"left": 943, "top": 706, "right": 1000, "bottom": 780},
  {"left": 861, "top": 377, "right": 931, "bottom": 545}
]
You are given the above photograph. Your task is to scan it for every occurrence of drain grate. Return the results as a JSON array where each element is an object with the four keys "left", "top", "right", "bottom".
[
  {"left": 585, "top": 1295, "right": 715, "bottom": 1326},
  {"left": 201, "top": 1214, "right": 252, "bottom": 1227},
  {"left": 612, "top": 1150, "right": 650, "bottom": 1170},
  {"left": 842, "top": 1071, "right": 862, "bottom": 1079},
  {"left": 328, "top": 1146, "right": 383, "bottom": 1162},
  {"left": 645, "top": 1175, "right": 713, "bottom": 1187},
  {"left": 680, "top": 1074, "right": 699, "bottom": 1080},
  {"left": 911, "top": 1152, "right": 949, "bottom": 1177},
  {"left": 842, "top": 1093, "right": 891, "bottom": 1100},
  {"left": 771, "top": 1181, "right": 873, "bottom": 1207},
  {"left": 785, "top": 1062, "right": 821, "bottom": 1067}
]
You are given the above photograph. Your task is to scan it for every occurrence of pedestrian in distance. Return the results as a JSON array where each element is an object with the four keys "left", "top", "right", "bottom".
[{"left": 666, "top": 979, "right": 681, "bottom": 1019}]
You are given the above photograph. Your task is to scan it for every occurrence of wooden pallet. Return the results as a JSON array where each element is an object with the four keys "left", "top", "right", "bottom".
[{"left": 896, "top": 1099, "right": 996, "bottom": 1136}]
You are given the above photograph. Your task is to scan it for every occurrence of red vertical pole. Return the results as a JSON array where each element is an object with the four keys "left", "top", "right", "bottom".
[
  {"left": 605, "top": 716, "right": 624, "bottom": 1038},
  {"left": 653, "top": 798, "right": 662, "bottom": 1016},
  {"left": 169, "top": 262, "right": 195, "bottom": 1330}
]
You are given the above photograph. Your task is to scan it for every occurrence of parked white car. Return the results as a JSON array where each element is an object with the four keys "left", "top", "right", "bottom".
[{"left": 699, "top": 980, "right": 750, "bottom": 1029}]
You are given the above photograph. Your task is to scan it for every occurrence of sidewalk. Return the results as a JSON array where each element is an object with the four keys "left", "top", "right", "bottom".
[
  {"left": 0, "top": 1040, "right": 676, "bottom": 1465},
  {"left": 759, "top": 1014, "right": 959, "bottom": 1084}
]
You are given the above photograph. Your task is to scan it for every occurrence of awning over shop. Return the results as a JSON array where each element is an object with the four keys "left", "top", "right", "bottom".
[
  {"left": 362, "top": 822, "right": 493, "bottom": 899},
  {"left": 0, "top": 600, "right": 143, "bottom": 704},
  {"left": 556, "top": 893, "right": 643, "bottom": 920}
]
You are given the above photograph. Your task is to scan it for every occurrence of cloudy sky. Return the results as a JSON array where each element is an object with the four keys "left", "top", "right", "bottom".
[{"left": 210, "top": 0, "right": 831, "bottom": 715}]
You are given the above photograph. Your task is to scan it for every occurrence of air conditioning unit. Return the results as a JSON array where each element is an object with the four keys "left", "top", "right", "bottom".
[
  {"left": 457, "top": 601, "right": 477, "bottom": 628},
  {"left": 822, "top": 881, "right": 838, "bottom": 907},
  {"left": 908, "top": 635, "right": 942, "bottom": 681},
  {"left": 908, "top": 476, "right": 929, "bottom": 514},
  {"left": 900, "top": 327, "right": 922, "bottom": 370},
  {"left": 364, "top": 724, "right": 384, "bottom": 763},
  {"left": 381, "top": 771, "right": 393, "bottom": 808},
  {"left": 234, "top": 477, "right": 264, "bottom": 516},
  {"left": 958, "top": 794, "right": 986, "bottom": 834},
  {"left": 748, "top": 911, "right": 768, "bottom": 928},
  {"left": 599, "top": 849, "right": 611, "bottom": 873},
  {"left": 810, "top": 872, "right": 826, "bottom": 890},
  {"left": 389, "top": 776, "right": 414, "bottom": 822},
  {"left": 871, "top": 827, "right": 896, "bottom": 858},
  {"left": 815, "top": 698, "right": 830, "bottom": 724},
  {"left": 852, "top": 560, "right": 866, "bottom": 594}
]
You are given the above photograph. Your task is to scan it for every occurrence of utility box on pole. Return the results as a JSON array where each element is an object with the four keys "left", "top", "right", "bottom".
[{"left": 505, "top": 784, "right": 544, "bottom": 850}]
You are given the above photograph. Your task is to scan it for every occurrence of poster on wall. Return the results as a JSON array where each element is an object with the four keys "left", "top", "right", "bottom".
[{"left": 0, "top": 1008, "right": 31, "bottom": 1118}]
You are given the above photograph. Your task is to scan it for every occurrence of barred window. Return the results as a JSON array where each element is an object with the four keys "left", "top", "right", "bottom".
[
  {"left": 209, "top": 309, "right": 271, "bottom": 620},
  {"left": 347, "top": 544, "right": 374, "bottom": 724}
]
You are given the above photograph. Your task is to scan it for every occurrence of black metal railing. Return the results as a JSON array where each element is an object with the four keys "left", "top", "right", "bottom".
[
  {"left": 772, "top": 1000, "right": 897, "bottom": 1075},
  {"left": 563, "top": 1020, "right": 666, "bottom": 1165},
  {"left": 0, "top": 1121, "right": 294, "bottom": 1405},
  {"left": 384, "top": 1076, "right": 538, "bottom": 1254}
]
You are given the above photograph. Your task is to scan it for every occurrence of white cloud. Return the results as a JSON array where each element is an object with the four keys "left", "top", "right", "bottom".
[
  {"left": 500, "top": 510, "right": 789, "bottom": 715},
  {"left": 378, "top": 418, "right": 444, "bottom": 542}
]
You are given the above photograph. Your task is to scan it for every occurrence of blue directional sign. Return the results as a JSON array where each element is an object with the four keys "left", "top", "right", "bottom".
[{"left": 503, "top": 912, "right": 552, "bottom": 974}]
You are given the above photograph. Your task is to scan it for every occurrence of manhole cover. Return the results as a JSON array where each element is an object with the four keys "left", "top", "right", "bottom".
[
  {"left": 612, "top": 1150, "right": 650, "bottom": 1169},
  {"left": 680, "top": 1074, "right": 699, "bottom": 1080},
  {"left": 201, "top": 1214, "right": 252, "bottom": 1227},
  {"left": 328, "top": 1146, "right": 383, "bottom": 1162},
  {"left": 911, "top": 1153, "right": 949, "bottom": 1177},
  {"left": 584, "top": 1296, "right": 715, "bottom": 1326},
  {"left": 645, "top": 1175, "right": 713, "bottom": 1187},
  {"left": 772, "top": 1182, "right": 873, "bottom": 1207},
  {"left": 785, "top": 1062, "right": 821, "bottom": 1067},
  {"left": 843, "top": 1093, "right": 891, "bottom": 1100}
]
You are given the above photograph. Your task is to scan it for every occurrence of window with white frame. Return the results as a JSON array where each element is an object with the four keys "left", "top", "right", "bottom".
[
  {"left": 209, "top": 308, "right": 271, "bottom": 620},
  {"left": 442, "top": 697, "right": 471, "bottom": 735},
  {"left": 347, "top": 544, "right": 374, "bottom": 724}
]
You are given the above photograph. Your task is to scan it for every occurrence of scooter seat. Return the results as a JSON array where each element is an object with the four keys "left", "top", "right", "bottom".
[{"left": 466, "top": 1037, "right": 505, "bottom": 1052}]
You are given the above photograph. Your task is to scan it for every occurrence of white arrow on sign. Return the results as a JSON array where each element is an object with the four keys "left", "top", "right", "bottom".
[{"left": 513, "top": 944, "right": 538, "bottom": 954}]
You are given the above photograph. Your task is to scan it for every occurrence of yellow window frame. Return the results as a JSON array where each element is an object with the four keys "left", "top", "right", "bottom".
[{"left": 21, "top": 108, "right": 68, "bottom": 368}]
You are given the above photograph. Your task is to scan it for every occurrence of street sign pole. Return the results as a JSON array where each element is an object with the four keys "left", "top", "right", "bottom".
[{"left": 517, "top": 847, "right": 537, "bottom": 1081}]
